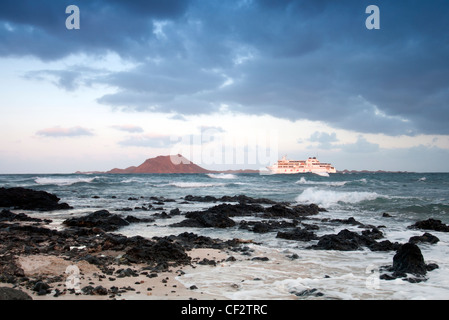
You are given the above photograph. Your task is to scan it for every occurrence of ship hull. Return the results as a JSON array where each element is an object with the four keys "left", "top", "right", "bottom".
[{"left": 267, "top": 167, "right": 337, "bottom": 174}]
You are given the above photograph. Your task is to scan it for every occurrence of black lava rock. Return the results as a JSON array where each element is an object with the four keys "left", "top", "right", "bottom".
[
  {"left": 0, "top": 287, "right": 33, "bottom": 300},
  {"left": 276, "top": 228, "right": 318, "bottom": 241},
  {"left": 408, "top": 218, "right": 449, "bottom": 232},
  {"left": 63, "top": 210, "right": 129, "bottom": 232},
  {"left": 0, "top": 187, "right": 72, "bottom": 211},
  {"left": 392, "top": 243, "right": 427, "bottom": 277}
]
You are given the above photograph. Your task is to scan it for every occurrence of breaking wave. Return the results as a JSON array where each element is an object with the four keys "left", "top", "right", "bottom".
[
  {"left": 295, "top": 187, "right": 381, "bottom": 208},
  {"left": 295, "top": 177, "right": 348, "bottom": 187},
  {"left": 207, "top": 173, "right": 238, "bottom": 180},
  {"left": 34, "top": 176, "right": 98, "bottom": 186},
  {"left": 166, "top": 182, "right": 227, "bottom": 188},
  {"left": 295, "top": 177, "right": 369, "bottom": 188}
]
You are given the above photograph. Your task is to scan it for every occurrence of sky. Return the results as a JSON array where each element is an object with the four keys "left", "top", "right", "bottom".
[{"left": 0, "top": 0, "right": 449, "bottom": 173}]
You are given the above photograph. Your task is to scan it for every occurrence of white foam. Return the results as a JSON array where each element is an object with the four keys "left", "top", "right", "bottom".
[
  {"left": 167, "top": 182, "right": 227, "bottom": 188},
  {"left": 207, "top": 173, "right": 238, "bottom": 179},
  {"left": 295, "top": 187, "right": 380, "bottom": 208},
  {"left": 121, "top": 178, "right": 143, "bottom": 183},
  {"left": 34, "top": 177, "right": 96, "bottom": 186},
  {"left": 295, "top": 177, "right": 349, "bottom": 187}
]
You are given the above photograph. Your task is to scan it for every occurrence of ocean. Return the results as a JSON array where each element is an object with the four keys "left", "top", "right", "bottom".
[{"left": 2, "top": 172, "right": 449, "bottom": 300}]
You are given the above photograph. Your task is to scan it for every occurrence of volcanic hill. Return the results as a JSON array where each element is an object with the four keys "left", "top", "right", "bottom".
[{"left": 107, "top": 154, "right": 212, "bottom": 174}]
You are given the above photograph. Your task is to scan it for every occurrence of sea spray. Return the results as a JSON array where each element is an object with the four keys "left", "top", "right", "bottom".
[
  {"left": 207, "top": 173, "right": 238, "bottom": 179},
  {"left": 295, "top": 187, "right": 381, "bottom": 208},
  {"left": 34, "top": 176, "right": 97, "bottom": 186}
]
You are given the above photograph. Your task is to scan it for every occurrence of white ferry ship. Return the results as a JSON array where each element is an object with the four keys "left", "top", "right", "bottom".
[{"left": 267, "top": 156, "right": 337, "bottom": 175}]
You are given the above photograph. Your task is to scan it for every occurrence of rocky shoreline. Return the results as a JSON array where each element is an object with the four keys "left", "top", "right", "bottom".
[
  {"left": 0, "top": 208, "right": 247, "bottom": 300},
  {"left": 0, "top": 187, "right": 446, "bottom": 299}
]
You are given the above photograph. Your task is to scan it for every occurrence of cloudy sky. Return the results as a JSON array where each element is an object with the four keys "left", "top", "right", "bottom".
[{"left": 1, "top": 0, "right": 448, "bottom": 173}]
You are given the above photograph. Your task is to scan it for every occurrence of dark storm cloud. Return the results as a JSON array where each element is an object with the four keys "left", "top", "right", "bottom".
[
  {"left": 0, "top": 0, "right": 191, "bottom": 60},
  {"left": 2, "top": 0, "right": 449, "bottom": 135}
]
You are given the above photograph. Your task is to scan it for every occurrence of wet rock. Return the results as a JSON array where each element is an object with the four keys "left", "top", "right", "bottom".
[
  {"left": 409, "top": 232, "right": 440, "bottom": 245},
  {"left": 408, "top": 218, "right": 449, "bottom": 232},
  {"left": 198, "top": 258, "right": 217, "bottom": 266},
  {"left": 207, "top": 203, "right": 264, "bottom": 217},
  {"left": 80, "top": 255, "right": 103, "bottom": 266},
  {"left": 328, "top": 217, "right": 365, "bottom": 227},
  {"left": 81, "top": 285, "right": 95, "bottom": 295},
  {"left": 309, "top": 228, "right": 398, "bottom": 252},
  {"left": 251, "top": 257, "right": 269, "bottom": 261},
  {"left": 250, "top": 222, "right": 273, "bottom": 233},
  {"left": 0, "top": 287, "right": 33, "bottom": 300},
  {"left": 63, "top": 210, "right": 129, "bottom": 232},
  {"left": 286, "top": 253, "right": 300, "bottom": 260},
  {"left": 276, "top": 228, "right": 318, "bottom": 241},
  {"left": 82, "top": 285, "right": 109, "bottom": 295},
  {"left": 171, "top": 209, "right": 236, "bottom": 228},
  {"left": 6, "top": 224, "right": 59, "bottom": 237},
  {"left": 118, "top": 207, "right": 133, "bottom": 212},
  {"left": 93, "top": 285, "right": 108, "bottom": 295},
  {"left": 362, "top": 227, "right": 384, "bottom": 240},
  {"left": 116, "top": 268, "right": 138, "bottom": 278},
  {"left": 0, "top": 209, "right": 47, "bottom": 223},
  {"left": 291, "top": 288, "right": 324, "bottom": 298},
  {"left": 169, "top": 208, "right": 181, "bottom": 215},
  {"left": 261, "top": 204, "right": 297, "bottom": 218},
  {"left": 0, "top": 187, "right": 72, "bottom": 211},
  {"left": 309, "top": 229, "right": 372, "bottom": 251},
  {"left": 124, "top": 238, "right": 191, "bottom": 267},
  {"left": 0, "top": 255, "right": 26, "bottom": 282},
  {"left": 368, "top": 240, "right": 401, "bottom": 252},
  {"left": 380, "top": 243, "right": 437, "bottom": 283},
  {"left": 392, "top": 243, "right": 428, "bottom": 276},
  {"left": 171, "top": 200, "right": 324, "bottom": 229},
  {"left": 33, "top": 281, "right": 51, "bottom": 296},
  {"left": 124, "top": 215, "right": 155, "bottom": 223},
  {"left": 163, "top": 232, "right": 235, "bottom": 250},
  {"left": 294, "top": 203, "right": 327, "bottom": 214},
  {"left": 184, "top": 195, "right": 218, "bottom": 202},
  {"left": 149, "top": 196, "right": 175, "bottom": 203},
  {"left": 262, "top": 203, "right": 323, "bottom": 219},
  {"left": 225, "top": 195, "right": 278, "bottom": 205},
  {"left": 152, "top": 211, "right": 172, "bottom": 219},
  {"left": 183, "top": 194, "right": 277, "bottom": 204},
  {"left": 239, "top": 220, "right": 298, "bottom": 233}
]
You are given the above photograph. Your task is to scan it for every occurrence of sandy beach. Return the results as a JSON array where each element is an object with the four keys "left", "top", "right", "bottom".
[{"left": 2, "top": 247, "right": 233, "bottom": 300}]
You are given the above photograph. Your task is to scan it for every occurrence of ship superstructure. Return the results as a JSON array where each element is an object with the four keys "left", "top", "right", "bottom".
[{"left": 267, "top": 156, "right": 336, "bottom": 174}]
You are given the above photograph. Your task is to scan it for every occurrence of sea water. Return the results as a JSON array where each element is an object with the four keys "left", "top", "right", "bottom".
[{"left": 1, "top": 172, "right": 449, "bottom": 300}]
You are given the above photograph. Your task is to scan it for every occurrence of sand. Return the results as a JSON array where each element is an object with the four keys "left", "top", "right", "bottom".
[{"left": 3, "top": 248, "right": 231, "bottom": 300}]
